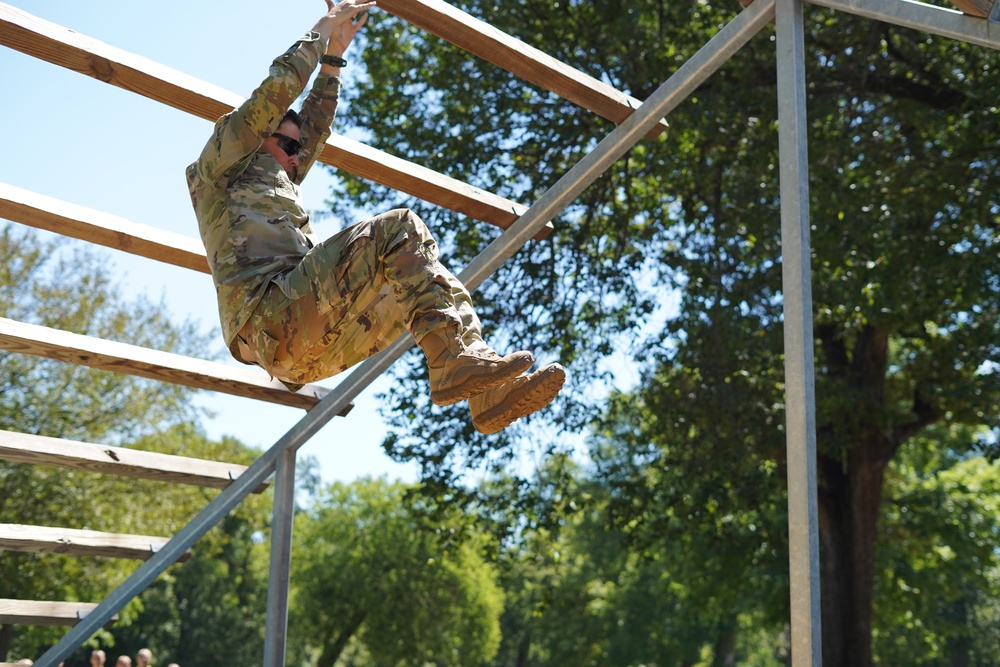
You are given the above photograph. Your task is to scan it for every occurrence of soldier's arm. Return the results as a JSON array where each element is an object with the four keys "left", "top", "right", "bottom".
[
  {"left": 291, "top": 1, "right": 375, "bottom": 184},
  {"left": 192, "top": 35, "right": 324, "bottom": 187},
  {"left": 289, "top": 74, "right": 341, "bottom": 185}
]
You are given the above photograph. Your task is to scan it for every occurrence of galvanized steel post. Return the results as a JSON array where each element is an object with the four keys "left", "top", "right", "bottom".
[
  {"left": 263, "top": 446, "right": 297, "bottom": 667},
  {"left": 776, "top": 0, "right": 823, "bottom": 662}
]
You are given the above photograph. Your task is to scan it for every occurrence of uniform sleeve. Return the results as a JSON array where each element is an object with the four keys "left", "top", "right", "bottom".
[
  {"left": 192, "top": 33, "right": 325, "bottom": 187},
  {"left": 288, "top": 73, "right": 342, "bottom": 185}
]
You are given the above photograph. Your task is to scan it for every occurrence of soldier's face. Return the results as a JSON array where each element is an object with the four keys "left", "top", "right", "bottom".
[{"left": 262, "top": 120, "right": 302, "bottom": 174}]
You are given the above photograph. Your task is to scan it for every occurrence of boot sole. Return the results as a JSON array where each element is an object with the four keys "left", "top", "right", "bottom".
[
  {"left": 472, "top": 364, "right": 566, "bottom": 434},
  {"left": 430, "top": 352, "right": 534, "bottom": 406}
]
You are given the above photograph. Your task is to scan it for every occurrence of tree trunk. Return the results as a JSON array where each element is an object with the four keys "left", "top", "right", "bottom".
[
  {"left": 818, "top": 439, "right": 888, "bottom": 667},
  {"left": 815, "top": 325, "right": 893, "bottom": 667},
  {"left": 0, "top": 624, "right": 11, "bottom": 662},
  {"left": 316, "top": 612, "right": 366, "bottom": 667},
  {"left": 712, "top": 616, "right": 737, "bottom": 667},
  {"left": 515, "top": 631, "right": 531, "bottom": 667},
  {"left": 947, "top": 597, "right": 970, "bottom": 667}
]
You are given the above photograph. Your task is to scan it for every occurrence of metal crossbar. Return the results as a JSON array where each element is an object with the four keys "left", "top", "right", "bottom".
[{"left": 811, "top": 0, "right": 1000, "bottom": 48}]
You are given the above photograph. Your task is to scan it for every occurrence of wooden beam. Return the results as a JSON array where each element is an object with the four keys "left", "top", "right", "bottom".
[
  {"left": 0, "top": 183, "right": 210, "bottom": 273},
  {"left": 0, "top": 429, "right": 268, "bottom": 491},
  {"left": 377, "top": 0, "right": 669, "bottom": 140},
  {"left": 0, "top": 524, "right": 191, "bottom": 562},
  {"left": 0, "top": 599, "right": 117, "bottom": 627},
  {"left": 0, "top": 3, "right": 551, "bottom": 238},
  {"left": 318, "top": 136, "right": 548, "bottom": 240},
  {"left": 0, "top": 317, "right": 345, "bottom": 411},
  {"left": 946, "top": 0, "right": 991, "bottom": 16}
]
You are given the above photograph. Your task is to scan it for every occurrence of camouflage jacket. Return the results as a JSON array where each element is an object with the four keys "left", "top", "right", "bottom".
[{"left": 186, "top": 32, "right": 341, "bottom": 359}]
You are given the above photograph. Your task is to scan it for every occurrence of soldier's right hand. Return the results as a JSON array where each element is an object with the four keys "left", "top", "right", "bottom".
[{"left": 313, "top": 0, "right": 377, "bottom": 53}]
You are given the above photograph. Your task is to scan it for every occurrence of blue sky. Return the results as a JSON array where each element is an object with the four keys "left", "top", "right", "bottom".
[{"left": 0, "top": 0, "right": 419, "bottom": 484}]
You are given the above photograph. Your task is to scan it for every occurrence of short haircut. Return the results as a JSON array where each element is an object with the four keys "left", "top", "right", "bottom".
[{"left": 280, "top": 109, "right": 302, "bottom": 128}]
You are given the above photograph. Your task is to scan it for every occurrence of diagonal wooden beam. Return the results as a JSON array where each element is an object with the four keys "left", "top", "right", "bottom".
[
  {"left": 0, "top": 317, "right": 344, "bottom": 411},
  {"left": 0, "top": 183, "right": 210, "bottom": 273},
  {"left": 0, "top": 429, "right": 269, "bottom": 492},
  {"left": 377, "top": 0, "right": 669, "bottom": 140},
  {"left": 0, "top": 524, "right": 192, "bottom": 562},
  {"left": 0, "top": 2, "right": 551, "bottom": 238},
  {"left": 0, "top": 599, "right": 118, "bottom": 627}
]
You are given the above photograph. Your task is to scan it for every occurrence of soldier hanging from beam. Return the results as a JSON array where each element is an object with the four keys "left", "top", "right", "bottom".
[{"left": 187, "top": 0, "right": 564, "bottom": 434}]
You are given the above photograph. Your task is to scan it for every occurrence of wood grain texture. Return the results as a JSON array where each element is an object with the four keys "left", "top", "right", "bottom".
[
  {"left": 0, "top": 317, "right": 344, "bottom": 411},
  {"left": 0, "top": 524, "right": 191, "bottom": 562},
  {"left": 946, "top": 0, "right": 991, "bottom": 17},
  {"left": 377, "top": 0, "right": 669, "bottom": 140},
  {"left": 0, "top": 3, "right": 549, "bottom": 237},
  {"left": 0, "top": 429, "right": 269, "bottom": 492},
  {"left": 0, "top": 599, "right": 118, "bottom": 626},
  {"left": 0, "top": 183, "right": 210, "bottom": 273}
]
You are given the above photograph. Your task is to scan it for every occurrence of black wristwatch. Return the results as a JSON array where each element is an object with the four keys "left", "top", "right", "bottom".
[{"left": 321, "top": 55, "right": 347, "bottom": 68}]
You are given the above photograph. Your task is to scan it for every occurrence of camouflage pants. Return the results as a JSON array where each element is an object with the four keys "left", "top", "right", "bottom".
[{"left": 238, "top": 208, "right": 482, "bottom": 385}]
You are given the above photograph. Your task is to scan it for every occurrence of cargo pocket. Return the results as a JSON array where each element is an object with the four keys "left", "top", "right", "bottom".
[
  {"left": 301, "top": 222, "right": 377, "bottom": 314},
  {"left": 247, "top": 327, "right": 280, "bottom": 376}
]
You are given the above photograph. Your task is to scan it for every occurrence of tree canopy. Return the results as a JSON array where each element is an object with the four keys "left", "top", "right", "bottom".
[
  {"left": 327, "top": 1, "right": 999, "bottom": 663},
  {"left": 290, "top": 477, "right": 504, "bottom": 666}
]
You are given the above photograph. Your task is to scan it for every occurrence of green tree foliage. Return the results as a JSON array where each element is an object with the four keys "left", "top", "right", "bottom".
[
  {"left": 289, "top": 478, "right": 504, "bottom": 666},
  {"left": 479, "top": 460, "right": 790, "bottom": 666},
  {"left": 0, "top": 226, "right": 228, "bottom": 660},
  {"left": 329, "top": 2, "right": 999, "bottom": 663},
  {"left": 873, "top": 427, "right": 1000, "bottom": 665}
]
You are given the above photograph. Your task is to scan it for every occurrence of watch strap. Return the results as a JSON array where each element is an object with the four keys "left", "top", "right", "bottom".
[{"left": 321, "top": 55, "right": 347, "bottom": 68}]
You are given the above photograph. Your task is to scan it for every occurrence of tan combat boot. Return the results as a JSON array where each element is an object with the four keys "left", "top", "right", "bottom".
[
  {"left": 419, "top": 330, "right": 534, "bottom": 406},
  {"left": 469, "top": 363, "right": 566, "bottom": 434}
]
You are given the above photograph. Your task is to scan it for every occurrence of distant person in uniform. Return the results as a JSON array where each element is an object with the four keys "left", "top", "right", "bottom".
[
  {"left": 89, "top": 651, "right": 106, "bottom": 667},
  {"left": 187, "top": 0, "right": 563, "bottom": 433},
  {"left": 136, "top": 649, "right": 153, "bottom": 667}
]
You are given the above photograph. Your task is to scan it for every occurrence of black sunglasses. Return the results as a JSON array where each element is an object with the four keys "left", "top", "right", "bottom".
[{"left": 272, "top": 132, "right": 303, "bottom": 157}]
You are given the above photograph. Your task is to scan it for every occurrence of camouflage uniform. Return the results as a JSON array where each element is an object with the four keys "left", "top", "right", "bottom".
[{"left": 187, "top": 33, "right": 481, "bottom": 387}]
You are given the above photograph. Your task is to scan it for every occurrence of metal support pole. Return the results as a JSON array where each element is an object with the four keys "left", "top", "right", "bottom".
[
  {"left": 776, "top": 0, "right": 822, "bottom": 664},
  {"left": 263, "top": 446, "right": 297, "bottom": 667},
  {"left": 34, "top": 5, "right": 776, "bottom": 665}
]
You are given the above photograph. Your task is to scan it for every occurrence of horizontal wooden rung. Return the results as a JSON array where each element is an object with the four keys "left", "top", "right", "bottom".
[
  {"left": 0, "top": 317, "right": 352, "bottom": 412},
  {"left": 0, "top": 429, "right": 268, "bottom": 491},
  {"left": 0, "top": 182, "right": 209, "bottom": 273},
  {"left": 0, "top": 524, "right": 191, "bottom": 562},
  {"left": 377, "top": 0, "right": 669, "bottom": 139},
  {"left": 0, "top": 599, "right": 118, "bottom": 627}
]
